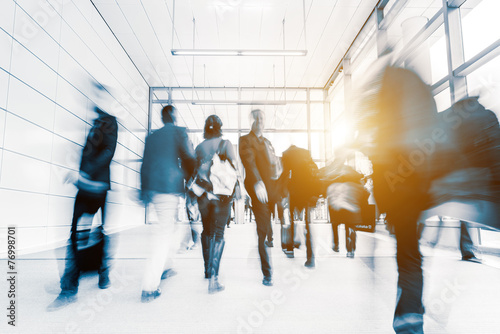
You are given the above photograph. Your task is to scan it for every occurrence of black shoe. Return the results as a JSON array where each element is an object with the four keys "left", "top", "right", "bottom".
[
  {"left": 47, "top": 293, "right": 77, "bottom": 312},
  {"left": 332, "top": 244, "right": 339, "bottom": 252},
  {"left": 98, "top": 273, "right": 110, "bottom": 289},
  {"left": 304, "top": 258, "right": 315, "bottom": 268},
  {"left": 265, "top": 240, "right": 274, "bottom": 248},
  {"left": 262, "top": 277, "right": 274, "bottom": 286},
  {"left": 161, "top": 269, "right": 177, "bottom": 280},
  {"left": 141, "top": 288, "right": 161, "bottom": 303},
  {"left": 462, "top": 255, "right": 481, "bottom": 263}
]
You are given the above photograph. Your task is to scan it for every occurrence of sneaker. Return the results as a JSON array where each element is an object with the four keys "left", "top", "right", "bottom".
[
  {"left": 161, "top": 269, "right": 177, "bottom": 280},
  {"left": 284, "top": 250, "right": 294, "bottom": 258},
  {"left": 47, "top": 293, "right": 77, "bottom": 312},
  {"left": 208, "top": 276, "right": 225, "bottom": 294},
  {"left": 346, "top": 251, "right": 355, "bottom": 258},
  {"left": 98, "top": 273, "right": 110, "bottom": 289},
  {"left": 265, "top": 240, "right": 274, "bottom": 248},
  {"left": 262, "top": 277, "right": 274, "bottom": 286},
  {"left": 304, "top": 258, "right": 315, "bottom": 268},
  {"left": 141, "top": 288, "right": 161, "bottom": 303}
]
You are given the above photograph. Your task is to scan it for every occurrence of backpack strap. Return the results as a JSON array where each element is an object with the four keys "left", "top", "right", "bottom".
[{"left": 216, "top": 139, "right": 237, "bottom": 170}]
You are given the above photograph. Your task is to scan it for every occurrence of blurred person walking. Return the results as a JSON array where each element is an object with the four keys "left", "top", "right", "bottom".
[
  {"left": 47, "top": 83, "right": 118, "bottom": 311},
  {"left": 139, "top": 105, "right": 196, "bottom": 302},
  {"left": 355, "top": 62, "right": 439, "bottom": 333},
  {"left": 280, "top": 145, "right": 321, "bottom": 267},
  {"left": 326, "top": 160, "right": 367, "bottom": 258},
  {"left": 239, "top": 109, "right": 281, "bottom": 286},
  {"left": 192, "top": 115, "right": 239, "bottom": 293},
  {"left": 178, "top": 190, "right": 202, "bottom": 253}
]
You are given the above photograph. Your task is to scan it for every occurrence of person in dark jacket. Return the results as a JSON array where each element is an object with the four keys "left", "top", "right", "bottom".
[
  {"left": 280, "top": 145, "right": 320, "bottom": 267},
  {"left": 239, "top": 109, "right": 280, "bottom": 286},
  {"left": 140, "top": 105, "right": 196, "bottom": 303},
  {"left": 48, "top": 95, "right": 118, "bottom": 312},
  {"left": 195, "top": 115, "right": 238, "bottom": 293}
]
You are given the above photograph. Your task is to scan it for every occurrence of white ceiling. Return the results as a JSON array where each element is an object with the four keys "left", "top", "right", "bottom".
[{"left": 91, "top": 0, "right": 380, "bottom": 89}]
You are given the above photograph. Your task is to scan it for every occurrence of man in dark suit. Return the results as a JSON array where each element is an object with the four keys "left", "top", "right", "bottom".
[
  {"left": 140, "top": 105, "right": 196, "bottom": 302},
  {"left": 48, "top": 89, "right": 118, "bottom": 311},
  {"left": 239, "top": 109, "right": 280, "bottom": 286}
]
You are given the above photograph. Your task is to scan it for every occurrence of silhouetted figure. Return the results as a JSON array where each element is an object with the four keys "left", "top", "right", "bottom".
[
  {"left": 280, "top": 145, "right": 321, "bottom": 267},
  {"left": 139, "top": 105, "right": 196, "bottom": 303},
  {"left": 356, "top": 64, "right": 439, "bottom": 333},
  {"left": 327, "top": 163, "right": 366, "bottom": 258},
  {"left": 178, "top": 190, "right": 201, "bottom": 253},
  {"left": 48, "top": 96, "right": 117, "bottom": 312}
]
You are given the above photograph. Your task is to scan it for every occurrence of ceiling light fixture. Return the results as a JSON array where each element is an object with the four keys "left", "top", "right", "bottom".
[
  {"left": 170, "top": 0, "right": 308, "bottom": 57},
  {"left": 191, "top": 100, "right": 287, "bottom": 106},
  {"left": 172, "top": 49, "right": 307, "bottom": 56}
]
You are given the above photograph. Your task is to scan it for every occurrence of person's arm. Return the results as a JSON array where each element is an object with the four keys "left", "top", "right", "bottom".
[
  {"left": 238, "top": 136, "right": 262, "bottom": 185},
  {"left": 178, "top": 127, "right": 196, "bottom": 180},
  {"left": 140, "top": 135, "right": 151, "bottom": 202},
  {"left": 83, "top": 116, "right": 118, "bottom": 178},
  {"left": 239, "top": 136, "right": 268, "bottom": 202}
]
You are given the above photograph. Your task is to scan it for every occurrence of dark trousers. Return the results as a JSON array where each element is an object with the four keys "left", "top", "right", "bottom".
[
  {"left": 423, "top": 217, "right": 475, "bottom": 258},
  {"left": 198, "top": 194, "right": 232, "bottom": 242},
  {"left": 288, "top": 197, "right": 314, "bottom": 260},
  {"left": 459, "top": 221, "right": 475, "bottom": 258},
  {"left": 247, "top": 188, "right": 272, "bottom": 279},
  {"left": 330, "top": 208, "right": 359, "bottom": 252},
  {"left": 267, "top": 198, "right": 285, "bottom": 242},
  {"left": 389, "top": 206, "right": 424, "bottom": 332},
  {"left": 198, "top": 194, "right": 232, "bottom": 276},
  {"left": 60, "top": 190, "right": 108, "bottom": 295}
]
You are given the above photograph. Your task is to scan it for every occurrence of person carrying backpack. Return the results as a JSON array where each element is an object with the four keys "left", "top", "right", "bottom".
[{"left": 193, "top": 115, "right": 239, "bottom": 294}]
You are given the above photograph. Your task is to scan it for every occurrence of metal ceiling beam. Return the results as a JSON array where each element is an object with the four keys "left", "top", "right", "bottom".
[
  {"left": 454, "top": 38, "right": 500, "bottom": 77},
  {"left": 448, "top": 0, "right": 467, "bottom": 8},
  {"left": 378, "top": 0, "right": 410, "bottom": 30}
]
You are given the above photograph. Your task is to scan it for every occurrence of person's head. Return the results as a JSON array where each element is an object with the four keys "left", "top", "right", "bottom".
[
  {"left": 250, "top": 109, "right": 265, "bottom": 136},
  {"left": 203, "top": 114, "right": 223, "bottom": 139},
  {"left": 162, "top": 105, "right": 177, "bottom": 124},
  {"left": 90, "top": 80, "right": 111, "bottom": 117}
]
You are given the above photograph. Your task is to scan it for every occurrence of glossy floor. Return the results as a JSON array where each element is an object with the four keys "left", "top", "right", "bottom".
[{"left": 1, "top": 223, "right": 499, "bottom": 333}]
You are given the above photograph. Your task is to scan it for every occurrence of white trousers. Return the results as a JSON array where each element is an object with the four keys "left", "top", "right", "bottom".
[{"left": 142, "top": 193, "right": 180, "bottom": 292}]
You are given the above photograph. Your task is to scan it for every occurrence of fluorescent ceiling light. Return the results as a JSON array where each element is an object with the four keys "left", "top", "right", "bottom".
[
  {"left": 192, "top": 101, "right": 238, "bottom": 105},
  {"left": 172, "top": 49, "right": 307, "bottom": 56},
  {"left": 191, "top": 100, "right": 287, "bottom": 105}
]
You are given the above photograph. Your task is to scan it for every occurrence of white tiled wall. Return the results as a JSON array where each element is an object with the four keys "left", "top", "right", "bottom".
[{"left": 0, "top": 0, "right": 148, "bottom": 251}]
